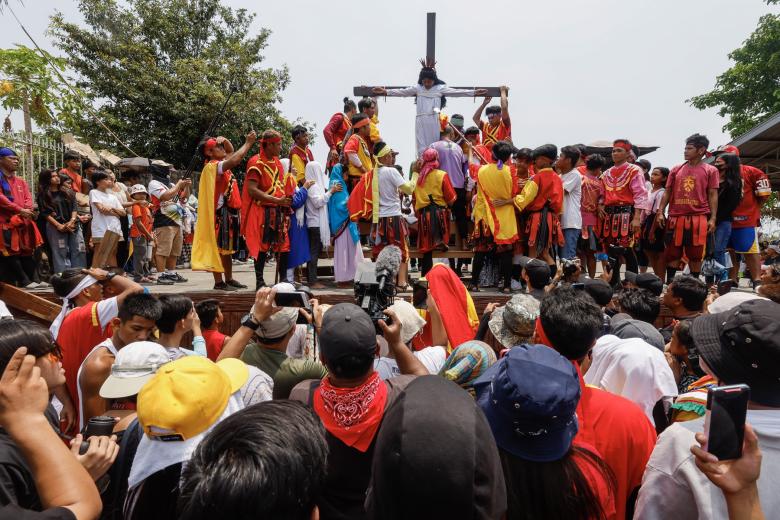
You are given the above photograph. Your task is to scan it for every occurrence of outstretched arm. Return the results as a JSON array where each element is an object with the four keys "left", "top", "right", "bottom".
[
  {"left": 441, "top": 86, "right": 486, "bottom": 97},
  {"left": 373, "top": 86, "right": 418, "bottom": 97},
  {"left": 221, "top": 131, "right": 257, "bottom": 172}
]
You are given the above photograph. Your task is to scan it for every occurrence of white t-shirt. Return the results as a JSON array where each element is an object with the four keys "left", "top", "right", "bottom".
[
  {"left": 89, "top": 189, "right": 123, "bottom": 239},
  {"left": 148, "top": 179, "right": 183, "bottom": 226},
  {"left": 635, "top": 410, "right": 780, "bottom": 520},
  {"left": 560, "top": 169, "right": 582, "bottom": 229},
  {"left": 373, "top": 346, "right": 447, "bottom": 380},
  {"left": 377, "top": 166, "right": 406, "bottom": 217}
]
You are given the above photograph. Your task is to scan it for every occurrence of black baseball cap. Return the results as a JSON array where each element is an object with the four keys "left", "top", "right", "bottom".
[
  {"left": 690, "top": 299, "right": 780, "bottom": 407},
  {"left": 636, "top": 273, "right": 663, "bottom": 297},
  {"left": 524, "top": 259, "right": 551, "bottom": 285},
  {"left": 319, "top": 303, "right": 377, "bottom": 363},
  {"left": 584, "top": 278, "right": 613, "bottom": 306}
]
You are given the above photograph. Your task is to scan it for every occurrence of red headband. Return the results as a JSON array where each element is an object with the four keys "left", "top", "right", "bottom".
[
  {"left": 613, "top": 140, "right": 632, "bottom": 152},
  {"left": 261, "top": 135, "right": 282, "bottom": 144},
  {"left": 204, "top": 138, "right": 218, "bottom": 151},
  {"left": 353, "top": 118, "right": 371, "bottom": 130}
]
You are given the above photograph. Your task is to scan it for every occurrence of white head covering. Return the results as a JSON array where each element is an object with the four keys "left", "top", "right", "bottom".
[
  {"left": 50, "top": 275, "right": 99, "bottom": 340},
  {"left": 127, "top": 392, "right": 244, "bottom": 489},
  {"left": 707, "top": 291, "right": 767, "bottom": 314},
  {"left": 584, "top": 335, "right": 678, "bottom": 424},
  {"left": 304, "top": 161, "right": 331, "bottom": 249},
  {"left": 387, "top": 300, "right": 427, "bottom": 345}
]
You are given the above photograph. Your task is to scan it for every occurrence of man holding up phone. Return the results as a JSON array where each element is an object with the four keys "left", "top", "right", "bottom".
[{"left": 635, "top": 299, "right": 780, "bottom": 519}]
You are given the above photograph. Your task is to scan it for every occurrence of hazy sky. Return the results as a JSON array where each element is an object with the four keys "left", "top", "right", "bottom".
[{"left": 2, "top": 0, "right": 777, "bottom": 169}]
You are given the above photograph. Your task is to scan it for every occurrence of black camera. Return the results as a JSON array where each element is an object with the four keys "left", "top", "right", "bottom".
[
  {"left": 562, "top": 258, "right": 579, "bottom": 277},
  {"left": 78, "top": 416, "right": 117, "bottom": 455},
  {"left": 354, "top": 270, "right": 395, "bottom": 333}
]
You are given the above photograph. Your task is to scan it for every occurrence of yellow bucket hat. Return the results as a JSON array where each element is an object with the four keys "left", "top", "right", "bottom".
[{"left": 137, "top": 356, "right": 248, "bottom": 441}]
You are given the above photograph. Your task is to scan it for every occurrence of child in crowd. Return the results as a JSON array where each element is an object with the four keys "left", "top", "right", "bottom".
[
  {"left": 128, "top": 185, "right": 163, "bottom": 285},
  {"left": 195, "top": 299, "right": 230, "bottom": 361}
]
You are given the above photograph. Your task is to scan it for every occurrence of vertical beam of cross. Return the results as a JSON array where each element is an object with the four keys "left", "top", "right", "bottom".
[{"left": 426, "top": 12, "right": 436, "bottom": 64}]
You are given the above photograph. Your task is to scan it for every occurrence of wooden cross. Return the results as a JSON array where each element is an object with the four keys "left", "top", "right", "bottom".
[{"left": 353, "top": 13, "right": 501, "bottom": 98}]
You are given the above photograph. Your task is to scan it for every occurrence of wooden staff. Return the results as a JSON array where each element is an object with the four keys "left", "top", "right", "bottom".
[
  {"left": 0, "top": 283, "right": 61, "bottom": 321},
  {"left": 447, "top": 121, "right": 489, "bottom": 165}
]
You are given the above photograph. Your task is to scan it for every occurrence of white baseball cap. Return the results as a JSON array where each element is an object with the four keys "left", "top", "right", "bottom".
[
  {"left": 99, "top": 341, "right": 170, "bottom": 399},
  {"left": 129, "top": 184, "right": 148, "bottom": 196}
]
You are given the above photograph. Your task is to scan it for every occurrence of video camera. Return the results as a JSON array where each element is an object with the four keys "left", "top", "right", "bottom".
[{"left": 354, "top": 245, "right": 401, "bottom": 332}]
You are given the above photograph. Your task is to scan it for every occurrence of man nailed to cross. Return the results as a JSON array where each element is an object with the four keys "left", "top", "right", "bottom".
[
  {"left": 356, "top": 13, "right": 504, "bottom": 156},
  {"left": 371, "top": 63, "right": 488, "bottom": 156}
]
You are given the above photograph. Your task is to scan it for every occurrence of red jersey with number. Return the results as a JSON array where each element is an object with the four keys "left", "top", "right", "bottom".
[{"left": 732, "top": 165, "right": 771, "bottom": 229}]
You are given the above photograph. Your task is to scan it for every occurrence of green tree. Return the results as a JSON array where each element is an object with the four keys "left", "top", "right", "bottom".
[
  {"left": 0, "top": 45, "right": 81, "bottom": 131},
  {"left": 49, "top": 0, "right": 293, "bottom": 167},
  {"left": 688, "top": 1, "right": 780, "bottom": 137}
]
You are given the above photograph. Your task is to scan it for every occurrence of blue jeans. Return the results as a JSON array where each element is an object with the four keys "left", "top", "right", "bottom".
[
  {"left": 46, "top": 224, "right": 87, "bottom": 273},
  {"left": 713, "top": 221, "right": 732, "bottom": 281},
  {"left": 561, "top": 228, "right": 580, "bottom": 260}
]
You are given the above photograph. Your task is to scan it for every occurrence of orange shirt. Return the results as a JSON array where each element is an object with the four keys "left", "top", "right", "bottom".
[{"left": 130, "top": 204, "right": 152, "bottom": 238}]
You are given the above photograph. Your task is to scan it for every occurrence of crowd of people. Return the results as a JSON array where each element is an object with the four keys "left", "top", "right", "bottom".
[
  {"left": 0, "top": 60, "right": 778, "bottom": 520},
  {"left": 0, "top": 259, "right": 775, "bottom": 519},
  {"left": 0, "top": 65, "right": 775, "bottom": 295}
]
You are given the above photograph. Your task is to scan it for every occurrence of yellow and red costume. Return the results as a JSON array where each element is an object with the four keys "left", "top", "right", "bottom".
[
  {"left": 240, "top": 149, "right": 295, "bottom": 259},
  {"left": 369, "top": 114, "right": 381, "bottom": 147},
  {"left": 289, "top": 144, "right": 314, "bottom": 184},
  {"left": 323, "top": 112, "right": 351, "bottom": 168},
  {"left": 343, "top": 121, "right": 374, "bottom": 191},
  {"left": 513, "top": 167, "right": 564, "bottom": 254},
  {"left": 413, "top": 149, "right": 457, "bottom": 254},
  {"left": 192, "top": 151, "right": 242, "bottom": 272},
  {"left": 471, "top": 162, "right": 519, "bottom": 253},
  {"left": 480, "top": 120, "right": 511, "bottom": 151}
]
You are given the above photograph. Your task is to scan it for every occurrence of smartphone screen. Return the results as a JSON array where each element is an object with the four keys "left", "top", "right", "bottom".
[
  {"left": 274, "top": 291, "right": 309, "bottom": 308},
  {"left": 704, "top": 384, "right": 750, "bottom": 460}
]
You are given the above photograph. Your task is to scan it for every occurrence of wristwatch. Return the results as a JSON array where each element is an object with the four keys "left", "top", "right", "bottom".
[
  {"left": 104, "top": 272, "right": 117, "bottom": 283},
  {"left": 240, "top": 313, "right": 260, "bottom": 331}
]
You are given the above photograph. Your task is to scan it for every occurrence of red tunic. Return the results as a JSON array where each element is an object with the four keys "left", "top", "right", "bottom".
[
  {"left": 58, "top": 302, "right": 114, "bottom": 426},
  {"left": 524, "top": 168, "right": 564, "bottom": 213},
  {"left": 480, "top": 120, "right": 511, "bottom": 150},
  {"left": 323, "top": 113, "right": 351, "bottom": 152},
  {"left": 601, "top": 163, "right": 644, "bottom": 207},
  {"left": 241, "top": 152, "right": 295, "bottom": 257}
]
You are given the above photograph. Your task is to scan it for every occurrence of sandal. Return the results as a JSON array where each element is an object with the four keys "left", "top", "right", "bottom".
[{"left": 467, "top": 283, "right": 481, "bottom": 292}]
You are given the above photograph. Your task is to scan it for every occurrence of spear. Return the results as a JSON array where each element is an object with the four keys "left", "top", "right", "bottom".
[{"left": 181, "top": 83, "right": 238, "bottom": 180}]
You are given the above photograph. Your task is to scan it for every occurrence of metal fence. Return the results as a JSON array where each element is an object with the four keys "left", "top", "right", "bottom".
[{"left": 0, "top": 131, "right": 65, "bottom": 188}]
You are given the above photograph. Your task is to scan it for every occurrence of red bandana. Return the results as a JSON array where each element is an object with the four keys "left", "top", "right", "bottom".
[{"left": 313, "top": 371, "right": 388, "bottom": 452}]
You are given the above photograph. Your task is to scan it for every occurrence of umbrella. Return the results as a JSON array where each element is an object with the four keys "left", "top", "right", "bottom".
[{"left": 117, "top": 157, "right": 152, "bottom": 171}]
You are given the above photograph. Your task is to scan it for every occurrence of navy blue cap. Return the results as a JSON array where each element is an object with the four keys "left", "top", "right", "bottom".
[{"left": 473, "top": 344, "right": 580, "bottom": 462}]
